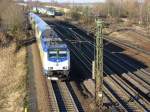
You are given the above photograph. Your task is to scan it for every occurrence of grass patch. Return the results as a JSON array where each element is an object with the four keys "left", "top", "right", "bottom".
[{"left": 0, "top": 34, "right": 28, "bottom": 112}]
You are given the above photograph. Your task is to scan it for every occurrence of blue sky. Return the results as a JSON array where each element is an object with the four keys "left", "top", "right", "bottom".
[{"left": 25, "top": 0, "right": 105, "bottom": 3}]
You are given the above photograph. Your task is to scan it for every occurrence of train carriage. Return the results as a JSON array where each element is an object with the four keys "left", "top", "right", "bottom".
[{"left": 28, "top": 12, "right": 70, "bottom": 80}]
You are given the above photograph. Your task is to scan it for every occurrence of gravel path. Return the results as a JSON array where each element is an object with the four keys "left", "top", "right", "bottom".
[
  {"left": 27, "top": 46, "right": 38, "bottom": 112},
  {"left": 29, "top": 43, "right": 50, "bottom": 112}
]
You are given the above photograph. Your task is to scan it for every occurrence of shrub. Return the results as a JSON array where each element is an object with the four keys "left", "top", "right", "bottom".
[{"left": 0, "top": 0, "right": 26, "bottom": 34}]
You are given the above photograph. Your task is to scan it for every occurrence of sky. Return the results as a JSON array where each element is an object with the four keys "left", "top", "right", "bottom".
[
  {"left": 25, "top": 0, "right": 105, "bottom": 3},
  {"left": 55, "top": 0, "right": 105, "bottom": 3}
]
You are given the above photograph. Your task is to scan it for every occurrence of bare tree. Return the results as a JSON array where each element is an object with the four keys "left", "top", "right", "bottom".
[
  {"left": 0, "top": 0, "right": 26, "bottom": 33},
  {"left": 69, "top": 6, "right": 81, "bottom": 21}
]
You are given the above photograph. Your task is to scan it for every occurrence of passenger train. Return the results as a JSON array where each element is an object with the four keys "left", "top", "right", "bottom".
[
  {"left": 28, "top": 12, "right": 70, "bottom": 80},
  {"left": 31, "top": 7, "right": 55, "bottom": 17}
]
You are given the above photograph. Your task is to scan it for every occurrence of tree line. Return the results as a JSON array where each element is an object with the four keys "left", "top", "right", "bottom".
[
  {"left": 69, "top": 0, "right": 150, "bottom": 26},
  {"left": 0, "top": 0, "right": 26, "bottom": 33}
]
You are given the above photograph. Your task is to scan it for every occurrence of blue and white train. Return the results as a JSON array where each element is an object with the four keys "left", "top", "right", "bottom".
[{"left": 28, "top": 12, "right": 70, "bottom": 80}]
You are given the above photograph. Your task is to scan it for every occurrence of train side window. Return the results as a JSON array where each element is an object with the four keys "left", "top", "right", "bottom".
[{"left": 41, "top": 35, "right": 44, "bottom": 39}]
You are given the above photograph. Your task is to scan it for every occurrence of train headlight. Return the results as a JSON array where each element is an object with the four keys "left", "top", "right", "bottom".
[{"left": 63, "top": 66, "right": 67, "bottom": 70}]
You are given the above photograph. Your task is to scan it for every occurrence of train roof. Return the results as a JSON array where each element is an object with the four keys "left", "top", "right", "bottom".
[
  {"left": 49, "top": 44, "right": 68, "bottom": 49},
  {"left": 29, "top": 13, "right": 69, "bottom": 51},
  {"left": 29, "top": 12, "right": 51, "bottom": 32},
  {"left": 43, "top": 37, "right": 62, "bottom": 42}
]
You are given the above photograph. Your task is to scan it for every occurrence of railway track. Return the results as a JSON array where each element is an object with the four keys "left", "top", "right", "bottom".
[
  {"left": 56, "top": 22, "right": 150, "bottom": 84},
  {"left": 46, "top": 21, "right": 150, "bottom": 111},
  {"left": 46, "top": 79, "right": 84, "bottom": 112},
  {"left": 58, "top": 21, "right": 150, "bottom": 55},
  {"left": 115, "top": 26, "right": 150, "bottom": 41},
  {"left": 46, "top": 79, "right": 60, "bottom": 111},
  {"left": 74, "top": 29, "right": 150, "bottom": 85},
  {"left": 103, "top": 37, "right": 150, "bottom": 55}
]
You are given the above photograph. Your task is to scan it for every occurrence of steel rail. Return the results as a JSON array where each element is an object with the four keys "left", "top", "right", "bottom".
[
  {"left": 51, "top": 81, "right": 81, "bottom": 112},
  {"left": 63, "top": 23, "right": 150, "bottom": 86},
  {"left": 104, "top": 50, "right": 150, "bottom": 87},
  {"left": 62, "top": 21, "right": 150, "bottom": 55},
  {"left": 53, "top": 22, "right": 93, "bottom": 63},
  {"left": 46, "top": 79, "right": 60, "bottom": 112},
  {"left": 103, "top": 49, "right": 150, "bottom": 82},
  {"left": 103, "top": 86, "right": 128, "bottom": 112},
  {"left": 66, "top": 25, "right": 148, "bottom": 90},
  {"left": 104, "top": 36, "right": 150, "bottom": 55},
  {"left": 104, "top": 65, "right": 150, "bottom": 111},
  {"left": 66, "top": 25, "right": 150, "bottom": 90},
  {"left": 54, "top": 27, "right": 92, "bottom": 72},
  {"left": 104, "top": 75, "right": 148, "bottom": 112},
  {"left": 53, "top": 22, "right": 145, "bottom": 111},
  {"left": 59, "top": 22, "right": 150, "bottom": 111},
  {"left": 104, "top": 59, "right": 150, "bottom": 110},
  {"left": 46, "top": 20, "right": 150, "bottom": 111},
  {"left": 104, "top": 54, "right": 150, "bottom": 96},
  {"left": 57, "top": 81, "right": 79, "bottom": 112}
]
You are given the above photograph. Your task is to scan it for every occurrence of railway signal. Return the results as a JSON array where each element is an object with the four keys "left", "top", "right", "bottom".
[{"left": 95, "top": 19, "right": 103, "bottom": 110}]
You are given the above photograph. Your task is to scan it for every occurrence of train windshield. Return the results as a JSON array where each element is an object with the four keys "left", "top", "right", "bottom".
[
  {"left": 48, "top": 51, "right": 57, "bottom": 58},
  {"left": 49, "top": 53, "right": 57, "bottom": 58},
  {"left": 59, "top": 51, "right": 67, "bottom": 58},
  {"left": 48, "top": 50, "right": 67, "bottom": 58}
]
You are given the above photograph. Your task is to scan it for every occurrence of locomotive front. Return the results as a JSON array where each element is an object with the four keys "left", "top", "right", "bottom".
[{"left": 42, "top": 32, "right": 70, "bottom": 80}]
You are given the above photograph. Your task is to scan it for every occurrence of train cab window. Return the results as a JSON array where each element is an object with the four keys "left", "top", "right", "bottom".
[
  {"left": 49, "top": 53, "right": 57, "bottom": 58},
  {"left": 48, "top": 51, "right": 57, "bottom": 58},
  {"left": 59, "top": 51, "right": 67, "bottom": 58},
  {"left": 59, "top": 53, "right": 67, "bottom": 58}
]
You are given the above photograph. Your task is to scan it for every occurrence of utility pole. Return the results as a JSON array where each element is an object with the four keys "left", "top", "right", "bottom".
[
  {"left": 95, "top": 19, "right": 103, "bottom": 110},
  {"left": 118, "top": 0, "right": 123, "bottom": 18},
  {"left": 73, "top": 0, "right": 75, "bottom": 7},
  {"left": 148, "top": 6, "right": 150, "bottom": 36},
  {"left": 139, "top": 0, "right": 144, "bottom": 24}
]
